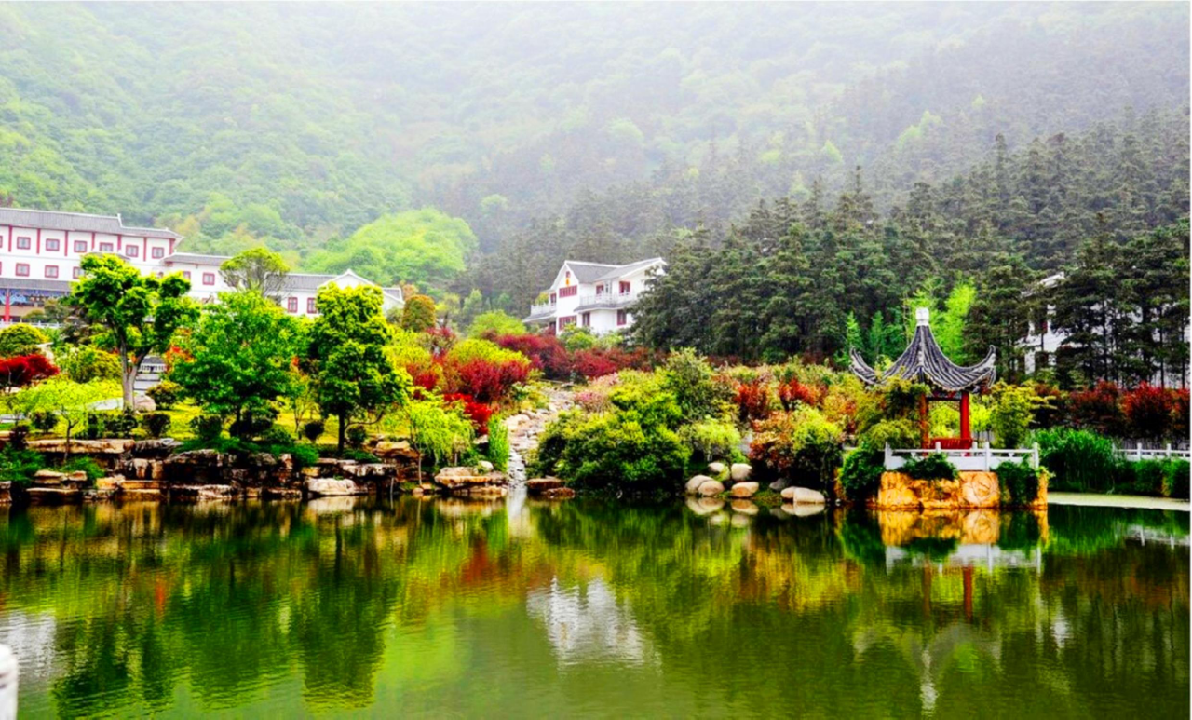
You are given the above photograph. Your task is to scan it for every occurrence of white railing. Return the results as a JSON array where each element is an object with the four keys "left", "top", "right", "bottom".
[
  {"left": 527, "top": 303, "right": 555, "bottom": 319},
  {"left": 575, "top": 291, "right": 639, "bottom": 310},
  {"left": 885, "top": 442, "right": 1039, "bottom": 471},
  {"left": 1120, "top": 442, "right": 1191, "bottom": 462},
  {"left": 0, "top": 319, "right": 61, "bottom": 329}
]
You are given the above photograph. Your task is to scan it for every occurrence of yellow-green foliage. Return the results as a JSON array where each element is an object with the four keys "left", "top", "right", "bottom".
[{"left": 444, "top": 338, "right": 530, "bottom": 369}]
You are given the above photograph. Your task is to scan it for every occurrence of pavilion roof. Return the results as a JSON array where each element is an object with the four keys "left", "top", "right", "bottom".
[{"left": 849, "top": 308, "right": 996, "bottom": 393}]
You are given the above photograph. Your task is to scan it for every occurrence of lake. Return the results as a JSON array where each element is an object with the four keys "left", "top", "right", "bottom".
[{"left": 0, "top": 496, "right": 1186, "bottom": 718}]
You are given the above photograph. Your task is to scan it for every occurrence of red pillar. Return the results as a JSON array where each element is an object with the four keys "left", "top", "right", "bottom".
[{"left": 960, "top": 392, "right": 972, "bottom": 443}]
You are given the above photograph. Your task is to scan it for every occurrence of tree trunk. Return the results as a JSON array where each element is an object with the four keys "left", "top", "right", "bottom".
[
  {"left": 337, "top": 412, "right": 347, "bottom": 454},
  {"left": 121, "top": 361, "right": 136, "bottom": 412}
]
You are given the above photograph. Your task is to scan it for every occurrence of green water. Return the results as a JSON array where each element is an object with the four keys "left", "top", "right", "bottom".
[{"left": 0, "top": 497, "right": 1186, "bottom": 718}]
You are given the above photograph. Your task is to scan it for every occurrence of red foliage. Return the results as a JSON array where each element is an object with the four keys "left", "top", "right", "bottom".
[
  {"left": 1172, "top": 388, "right": 1190, "bottom": 439},
  {"left": 442, "top": 393, "right": 494, "bottom": 430},
  {"left": 409, "top": 368, "right": 441, "bottom": 392},
  {"left": 1122, "top": 383, "right": 1178, "bottom": 440},
  {"left": 493, "top": 333, "right": 572, "bottom": 379},
  {"left": 0, "top": 354, "right": 59, "bottom": 388},
  {"left": 447, "top": 358, "right": 529, "bottom": 403},
  {"left": 424, "top": 326, "right": 456, "bottom": 358},
  {"left": 777, "top": 379, "right": 820, "bottom": 410},
  {"left": 571, "top": 347, "right": 650, "bottom": 379},
  {"left": 1065, "top": 381, "right": 1126, "bottom": 436},
  {"left": 735, "top": 379, "right": 772, "bottom": 424}
]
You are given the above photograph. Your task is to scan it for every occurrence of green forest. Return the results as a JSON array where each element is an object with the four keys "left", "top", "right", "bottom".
[{"left": 0, "top": 3, "right": 1188, "bottom": 382}]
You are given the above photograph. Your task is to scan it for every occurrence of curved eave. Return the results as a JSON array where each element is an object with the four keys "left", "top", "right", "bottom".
[{"left": 849, "top": 326, "right": 997, "bottom": 393}]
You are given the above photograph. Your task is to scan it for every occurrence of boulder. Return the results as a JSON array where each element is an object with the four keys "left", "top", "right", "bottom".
[
  {"left": 373, "top": 441, "right": 416, "bottom": 459},
  {"left": 708, "top": 462, "right": 727, "bottom": 475},
  {"left": 133, "top": 394, "right": 156, "bottom": 413},
  {"left": 33, "top": 469, "right": 66, "bottom": 483},
  {"left": 526, "top": 477, "right": 566, "bottom": 495},
  {"left": 434, "top": 466, "right": 508, "bottom": 493},
  {"left": 685, "top": 474, "right": 713, "bottom": 495},
  {"left": 697, "top": 480, "right": 725, "bottom": 497},
  {"left": 540, "top": 487, "right": 576, "bottom": 499},
  {"left": 306, "top": 478, "right": 369, "bottom": 497},
  {"left": 780, "top": 486, "right": 796, "bottom": 500},
  {"left": 728, "top": 481, "right": 759, "bottom": 498},
  {"left": 29, "top": 439, "right": 134, "bottom": 456},
  {"left": 789, "top": 487, "right": 826, "bottom": 504},
  {"left": 730, "top": 463, "right": 753, "bottom": 482},
  {"left": 769, "top": 480, "right": 789, "bottom": 492},
  {"left": 478, "top": 460, "right": 495, "bottom": 472},
  {"left": 505, "top": 414, "right": 531, "bottom": 432}
]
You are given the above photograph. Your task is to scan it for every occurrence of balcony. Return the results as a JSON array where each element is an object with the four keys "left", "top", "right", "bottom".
[
  {"left": 574, "top": 291, "right": 640, "bottom": 312},
  {"left": 526, "top": 303, "right": 556, "bottom": 321}
]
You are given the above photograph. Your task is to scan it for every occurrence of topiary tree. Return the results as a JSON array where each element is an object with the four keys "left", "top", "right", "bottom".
[
  {"left": 0, "top": 325, "right": 49, "bottom": 358},
  {"left": 400, "top": 294, "right": 438, "bottom": 333},
  {"left": 307, "top": 285, "right": 412, "bottom": 453},
  {"left": 220, "top": 247, "right": 291, "bottom": 301},
  {"left": 57, "top": 345, "right": 122, "bottom": 383},
  {"left": 66, "top": 255, "right": 197, "bottom": 411}
]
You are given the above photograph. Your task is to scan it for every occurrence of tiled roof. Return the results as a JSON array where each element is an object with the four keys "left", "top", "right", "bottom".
[
  {"left": 0, "top": 278, "right": 74, "bottom": 294},
  {"left": 0, "top": 208, "right": 181, "bottom": 239},
  {"left": 850, "top": 310, "right": 996, "bottom": 393},
  {"left": 161, "top": 252, "right": 230, "bottom": 266},
  {"left": 564, "top": 258, "right": 665, "bottom": 284}
]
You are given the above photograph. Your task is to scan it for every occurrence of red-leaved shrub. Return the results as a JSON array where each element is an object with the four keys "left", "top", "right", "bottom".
[
  {"left": 1065, "top": 381, "right": 1126, "bottom": 436},
  {"left": 493, "top": 333, "right": 572, "bottom": 379},
  {"left": 443, "top": 393, "right": 494, "bottom": 430},
  {"left": 736, "top": 378, "right": 772, "bottom": 423},
  {"left": 1122, "top": 383, "right": 1178, "bottom": 440},
  {"left": 0, "top": 354, "right": 59, "bottom": 388},
  {"left": 447, "top": 358, "right": 530, "bottom": 402},
  {"left": 777, "top": 379, "right": 820, "bottom": 411}
]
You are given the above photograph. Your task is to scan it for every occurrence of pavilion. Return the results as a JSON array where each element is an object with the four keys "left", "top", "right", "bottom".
[{"left": 849, "top": 307, "right": 997, "bottom": 449}]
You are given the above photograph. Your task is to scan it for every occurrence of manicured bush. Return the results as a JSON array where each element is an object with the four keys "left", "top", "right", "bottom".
[
  {"left": 141, "top": 412, "right": 171, "bottom": 438},
  {"left": 146, "top": 380, "right": 183, "bottom": 410},
  {"left": 989, "top": 382, "right": 1045, "bottom": 448},
  {"left": 1034, "top": 428, "right": 1119, "bottom": 493},
  {"left": 839, "top": 444, "right": 885, "bottom": 501},
  {"left": 228, "top": 408, "right": 278, "bottom": 440},
  {"left": 191, "top": 414, "right": 225, "bottom": 442},
  {"left": 84, "top": 411, "right": 138, "bottom": 439},
  {"left": 996, "top": 460, "right": 1040, "bottom": 505},
  {"left": 345, "top": 425, "right": 368, "bottom": 449},
  {"left": 543, "top": 410, "right": 690, "bottom": 492},
  {"left": 1164, "top": 459, "right": 1190, "bottom": 499},
  {"left": 493, "top": 333, "right": 571, "bottom": 379},
  {"left": 302, "top": 419, "right": 326, "bottom": 443},
  {"left": 777, "top": 378, "right": 820, "bottom": 411},
  {"left": 58, "top": 345, "right": 122, "bottom": 384},
  {"left": 0, "top": 325, "right": 49, "bottom": 359},
  {"left": 901, "top": 453, "right": 958, "bottom": 482},
  {"left": 29, "top": 411, "right": 58, "bottom": 433},
  {"left": 0, "top": 354, "right": 59, "bottom": 388},
  {"left": 260, "top": 425, "right": 295, "bottom": 445},
  {"left": 859, "top": 418, "right": 919, "bottom": 450}
]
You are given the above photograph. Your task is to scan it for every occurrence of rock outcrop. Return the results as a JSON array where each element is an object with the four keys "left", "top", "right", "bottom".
[{"left": 874, "top": 469, "right": 1049, "bottom": 510}]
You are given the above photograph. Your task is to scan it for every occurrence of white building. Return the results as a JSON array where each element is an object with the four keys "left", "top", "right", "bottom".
[
  {"left": 523, "top": 258, "right": 665, "bottom": 335},
  {"left": 0, "top": 208, "right": 402, "bottom": 320}
]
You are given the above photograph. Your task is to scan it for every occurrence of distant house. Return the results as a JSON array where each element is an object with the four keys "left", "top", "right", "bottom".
[
  {"left": 523, "top": 258, "right": 665, "bottom": 335},
  {"left": 0, "top": 208, "right": 402, "bottom": 320}
]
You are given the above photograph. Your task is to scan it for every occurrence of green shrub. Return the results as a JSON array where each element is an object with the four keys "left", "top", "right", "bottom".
[
  {"left": 1034, "top": 428, "right": 1119, "bottom": 492},
  {"left": 1164, "top": 459, "right": 1190, "bottom": 499},
  {"left": 191, "top": 414, "right": 225, "bottom": 442},
  {"left": 260, "top": 425, "right": 294, "bottom": 445},
  {"left": 273, "top": 442, "right": 319, "bottom": 470},
  {"left": 661, "top": 347, "right": 733, "bottom": 421},
  {"left": 996, "top": 460, "right": 1040, "bottom": 505},
  {"left": 0, "top": 446, "right": 45, "bottom": 483},
  {"left": 29, "top": 411, "right": 58, "bottom": 433},
  {"left": 302, "top": 419, "right": 326, "bottom": 443},
  {"left": 485, "top": 415, "right": 509, "bottom": 472},
  {"left": 140, "top": 412, "right": 171, "bottom": 438},
  {"left": 859, "top": 418, "right": 919, "bottom": 449},
  {"left": 989, "top": 383, "right": 1045, "bottom": 448},
  {"left": 901, "top": 453, "right": 958, "bottom": 481},
  {"left": 59, "top": 345, "right": 122, "bottom": 383},
  {"left": 58, "top": 456, "right": 105, "bottom": 483},
  {"left": 839, "top": 444, "right": 885, "bottom": 500},
  {"left": 84, "top": 411, "right": 138, "bottom": 439},
  {"left": 0, "top": 325, "right": 49, "bottom": 359},
  {"left": 345, "top": 425, "right": 369, "bottom": 449},
  {"left": 146, "top": 380, "right": 183, "bottom": 410},
  {"left": 228, "top": 409, "right": 277, "bottom": 440},
  {"left": 750, "top": 406, "right": 844, "bottom": 492},
  {"left": 679, "top": 419, "right": 743, "bottom": 465}
]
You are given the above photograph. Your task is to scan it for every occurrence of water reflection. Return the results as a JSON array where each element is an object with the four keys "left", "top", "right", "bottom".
[{"left": 0, "top": 498, "right": 1184, "bottom": 717}]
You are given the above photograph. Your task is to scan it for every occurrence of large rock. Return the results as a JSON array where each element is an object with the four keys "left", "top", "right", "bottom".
[
  {"left": 373, "top": 441, "right": 416, "bottom": 459},
  {"left": 697, "top": 480, "right": 725, "bottom": 497},
  {"left": 729, "top": 481, "right": 759, "bottom": 498},
  {"left": 133, "top": 394, "right": 156, "bottom": 413},
  {"left": 434, "top": 466, "right": 507, "bottom": 493},
  {"left": 782, "top": 486, "right": 826, "bottom": 504},
  {"left": 708, "top": 462, "right": 727, "bottom": 475},
  {"left": 26, "top": 486, "right": 82, "bottom": 503},
  {"left": 685, "top": 475, "right": 713, "bottom": 495},
  {"left": 730, "top": 463, "right": 753, "bottom": 482},
  {"left": 526, "top": 477, "right": 566, "bottom": 495},
  {"left": 873, "top": 470, "right": 1043, "bottom": 510},
  {"left": 306, "top": 478, "right": 369, "bottom": 497},
  {"left": 33, "top": 469, "right": 66, "bottom": 483}
]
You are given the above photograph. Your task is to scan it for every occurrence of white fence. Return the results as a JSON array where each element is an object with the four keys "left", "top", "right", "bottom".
[
  {"left": 884, "top": 442, "right": 1039, "bottom": 472},
  {"left": 1119, "top": 443, "right": 1192, "bottom": 462}
]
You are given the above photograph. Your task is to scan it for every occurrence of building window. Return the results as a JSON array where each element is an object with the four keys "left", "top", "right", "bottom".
[
  {"left": 126, "top": 245, "right": 139, "bottom": 257},
  {"left": 16, "top": 237, "right": 30, "bottom": 250},
  {"left": 549, "top": 292, "right": 556, "bottom": 305},
  {"left": 581, "top": 312, "right": 590, "bottom": 328},
  {"left": 99, "top": 242, "right": 114, "bottom": 252},
  {"left": 182, "top": 271, "right": 191, "bottom": 280},
  {"left": 151, "top": 247, "right": 165, "bottom": 259},
  {"left": 559, "top": 285, "right": 577, "bottom": 298},
  {"left": 595, "top": 283, "right": 604, "bottom": 295},
  {"left": 73, "top": 266, "right": 83, "bottom": 279},
  {"left": 307, "top": 298, "right": 317, "bottom": 314},
  {"left": 44, "top": 265, "right": 58, "bottom": 279},
  {"left": 616, "top": 309, "right": 628, "bottom": 326},
  {"left": 15, "top": 264, "right": 29, "bottom": 277},
  {"left": 558, "top": 316, "right": 576, "bottom": 330},
  {"left": 288, "top": 297, "right": 299, "bottom": 313},
  {"left": 202, "top": 273, "right": 215, "bottom": 286},
  {"left": 619, "top": 281, "right": 630, "bottom": 294},
  {"left": 45, "top": 239, "right": 60, "bottom": 252},
  {"left": 74, "top": 240, "right": 89, "bottom": 253}
]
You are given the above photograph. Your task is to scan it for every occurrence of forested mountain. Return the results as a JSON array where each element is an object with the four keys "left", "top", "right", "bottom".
[{"left": 0, "top": 3, "right": 1186, "bottom": 267}]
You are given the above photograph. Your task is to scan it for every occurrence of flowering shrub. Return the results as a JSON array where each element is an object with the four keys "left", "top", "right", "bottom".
[
  {"left": 574, "top": 388, "right": 611, "bottom": 413},
  {"left": 0, "top": 354, "right": 59, "bottom": 388}
]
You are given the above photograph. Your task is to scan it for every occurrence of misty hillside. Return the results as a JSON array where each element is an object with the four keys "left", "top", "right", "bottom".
[{"left": 0, "top": 2, "right": 1187, "bottom": 287}]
